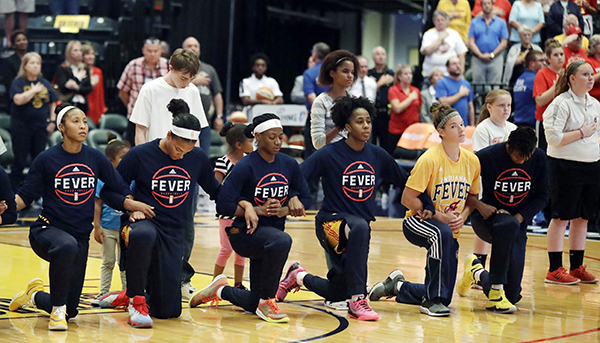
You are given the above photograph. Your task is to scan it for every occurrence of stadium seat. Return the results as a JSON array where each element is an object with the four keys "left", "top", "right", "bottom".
[
  {"left": 0, "top": 114, "right": 10, "bottom": 130},
  {"left": 460, "top": 125, "right": 476, "bottom": 152},
  {"left": 209, "top": 129, "right": 226, "bottom": 162},
  {"left": 49, "top": 130, "right": 63, "bottom": 146},
  {"left": 86, "top": 129, "right": 121, "bottom": 152},
  {"left": 99, "top": 113, "right": 128, "bottom": 136},
  {"left": 394, "top": 123, "right": 436, "bottom": 170}
]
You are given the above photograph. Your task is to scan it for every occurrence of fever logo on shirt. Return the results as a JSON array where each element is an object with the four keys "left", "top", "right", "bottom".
[
  {"left": 54, "top": 164, "right": 96, "bottom": 205},
  {"left": 341, "top": 161, "right": 375, "bottom": 202},
  {"left": 494, "top": 168, "right": 531, "bottom": 206},
  {"left": 254, "top": 173, "right": 289, "bottom": 205},
  {"left": 151, "top": 166, "right": 192, "bottom": 208}
]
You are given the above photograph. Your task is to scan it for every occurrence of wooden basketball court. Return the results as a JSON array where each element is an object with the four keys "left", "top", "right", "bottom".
[{"left": 1, "top": 212, "right": 599, "bottom": 342}]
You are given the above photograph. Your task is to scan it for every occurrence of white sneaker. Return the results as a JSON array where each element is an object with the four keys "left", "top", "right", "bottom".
[
  {"left": 181, "top": 282, "right": 197, "bottom": 302},
  {"left": 91, "top": 292, "right": 107, "bottom": 306},
  {"left": 324, "top": 299, "right": 349, "bottom": 311}
]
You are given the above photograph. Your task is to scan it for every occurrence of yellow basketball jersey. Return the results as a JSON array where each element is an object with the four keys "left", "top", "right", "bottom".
[{"left": 405, "top": 144, "right": 480, "bottom": 217}]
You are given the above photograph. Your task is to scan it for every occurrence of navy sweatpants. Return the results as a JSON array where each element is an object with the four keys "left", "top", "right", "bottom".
[
  {"left": 181, "top": 184, "right": 199, "bottom": 284},
  {"left": 397, "top": 216, "right": 458, "bottom": 306},
  {"left": 29, "top": 222, "right": 88, "bottom": 319},
  {"left": 10, "top": 127, "right": 48, "bottom": 191},
  {"left": 126, "top": 220, "right": 183, "bottom": 319},
  {"left": 303, "top": 212, "right": 371, "bottom": 301},
  {"left": 221, "top": 224, "right": 292, "bottom": 312},
  {"left": 471, "top": 211, "right": 527, "bottom": 304}
]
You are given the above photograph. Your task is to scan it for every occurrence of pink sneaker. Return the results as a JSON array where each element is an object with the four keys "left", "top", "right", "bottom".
[
  {"left": 99, "top": 289, "right": 130, "bottom": 310},
  {"left": 189, "top": 274, "right": 229, "bottom": 308},
  {"left": 348, "top": 297, "right": 379, "bottom": 321},
  {"left": 276, "top": 262, "right": 305, "bottom": 301}
]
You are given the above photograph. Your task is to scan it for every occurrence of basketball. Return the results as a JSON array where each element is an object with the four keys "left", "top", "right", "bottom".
[
  {"left": 228, "top": 111, "right": 247, "bottom": 123},
  {"left": 256, "top": 86, "right": 275, "bottom": 101}
]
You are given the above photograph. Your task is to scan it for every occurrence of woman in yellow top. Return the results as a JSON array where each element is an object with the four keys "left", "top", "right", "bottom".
[{"left": 369, "top": 103, "right": 480, "bottom": 317}]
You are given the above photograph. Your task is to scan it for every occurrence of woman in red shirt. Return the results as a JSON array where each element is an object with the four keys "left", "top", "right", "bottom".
[
  {"left": 387, "top": 65, "right": 422, "bottom": 149},
  {"left": 82, "top": 43, "right": 106, "bottom": 126},
  {"left": 586, "top": 35, "right": 600, "bottom": 101}
]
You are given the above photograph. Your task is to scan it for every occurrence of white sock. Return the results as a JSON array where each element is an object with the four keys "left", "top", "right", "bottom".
[
  {"left": 217, "top": 286, "right": 224, "bottom": 299},
  {"left": 474, "top": 269, "right": 483, "bottom": 281},
  {"left": 351, "top": 294, "right": 364, "bottom": 301},
  {"left": 396, "top": 281, "right": 404, "bottom": 293},
  {"left": 491, "top": 284, "right": 503, "bottom": 290},
  {"left": 296, "top": 271, "right": 307, "bottom": 286},
  {"left": 31, "top": 291, "right": 38, "bottom": 307}
]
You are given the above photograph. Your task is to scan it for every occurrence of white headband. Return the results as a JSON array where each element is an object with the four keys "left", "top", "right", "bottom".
[
  {"left": 252, "top": 119, "right": 282, "bottom": 136},
  {"left": 56, "top": 106, "right": 77, "bottom": 125},
  {"left": 171, "top": 124, "right": 200, "bottom": 140}
]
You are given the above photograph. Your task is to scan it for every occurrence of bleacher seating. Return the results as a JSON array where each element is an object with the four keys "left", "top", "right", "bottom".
[
  {"left": 0, "top": 114, "right": 10, "bottom": 130},
  {"left": 86, "top": 129, "right": 121, "bottom": 152},
  {"left": 99, "top": 113, "right": 128, "bottom": 137}
]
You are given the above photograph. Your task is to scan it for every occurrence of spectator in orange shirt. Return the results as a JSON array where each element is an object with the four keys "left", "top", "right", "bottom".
[
  {"left": 563, "top": 26, "right": 588, "bottom": 68},
  {"left": 585, "top": 34, "right": 600, "bottom": 100},
  {"left": 472, "top": 0, "right": 511, "bottom": 23}
]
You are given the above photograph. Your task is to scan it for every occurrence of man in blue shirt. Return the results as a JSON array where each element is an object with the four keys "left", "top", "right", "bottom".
[
  {"left": 513, "top": 50, "right": 544, "bottom": 128},
  {"left": 468, "top": 0, "right": 508, "bottom": 85},
  {"left": 303, "top": 42, "right": 331, "bottom": 159},
  {"left": 436, "top": 56, "right": 475, "bottom": 125}
]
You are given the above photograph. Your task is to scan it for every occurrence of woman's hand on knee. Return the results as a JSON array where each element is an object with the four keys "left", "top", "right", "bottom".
[
  {"left": 479, "top": 203, "right": 498, "bottom": 219},
  {"left": 129, "top": 211, "right": 146, "bottom": 223},
  {"left": 287, "top": 196, "right": 305, "bottom": 217}
]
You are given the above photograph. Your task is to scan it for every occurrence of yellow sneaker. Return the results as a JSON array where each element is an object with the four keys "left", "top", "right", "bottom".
[
  {"left": 48, "top": 305, "right": 68, "bottom": 331},
  {"left": 486, "top": 289, "right": 516, "bottom": 314},
  {"left": 9, "top": 278, "right": 44, "bottom": 311},
  {"left": 456, "top": 255, "right": 483, "bottom": 297}
]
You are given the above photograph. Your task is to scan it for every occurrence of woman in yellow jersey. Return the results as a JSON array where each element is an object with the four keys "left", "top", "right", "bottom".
[{"left": 370, "top": 103, "right": 480, "bottom": 317}]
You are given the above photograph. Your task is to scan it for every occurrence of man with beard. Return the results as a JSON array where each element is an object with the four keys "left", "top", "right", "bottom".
[{"left": 436, "top": 56, "right": 475, "bottom": 125}]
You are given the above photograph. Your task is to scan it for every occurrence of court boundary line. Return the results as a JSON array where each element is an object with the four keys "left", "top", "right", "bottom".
[{"left": 519, "top": 327, "right": 600, "bottom": 342}]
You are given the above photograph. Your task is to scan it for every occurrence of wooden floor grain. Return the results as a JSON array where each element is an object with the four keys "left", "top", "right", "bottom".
[{"left": 0, "top": 213, "right": 599, "bottom": 343}]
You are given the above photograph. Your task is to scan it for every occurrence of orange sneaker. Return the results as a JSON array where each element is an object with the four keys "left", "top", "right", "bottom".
[
  {"left": 569, "top": 265, "right": 598, "bottom": 284},
  {"left": 545, "top": 267, "right": 580, "bottom": 285}
]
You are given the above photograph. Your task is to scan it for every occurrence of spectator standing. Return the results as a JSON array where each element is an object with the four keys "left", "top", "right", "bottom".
[
  {"left": 368, "top": 46, "right": 395, "bottom": 154},
  {"left": 239, "top": 53, "right": 283, "bottom": 106},
  {"left": 574, "top": 0, "right": 597, "bottom": 36},
  {"left": 303, "top": 42, "right": 331, "bottom": 158},
  {"left": 117, "top": 37, "right": 168, "bottom": 144},
  {"left": 508, "top": 0, "right": 545, "bottom": 45},
  {"left": 9, "top": 52, "right": 56, "bottom": 191},
  {"left": 472, "top": 0, "right": 512, "bottom": 23},
  {"left": 586, "top": 34, "right": 600, "bottom": 101},
  {"left": 513, "top": 50, "right": 545, "bottom": 128},
  {"left": 437, "top": 0, "right": 472, "bottom": 43},
  {"left": 533, "top": 39, "right": 565, "bottom": 151},
  {"left": 503, "top": 26, "right": 543, "bottom": 87},
  {"left": 421, "top": 68, "right": 444, "bottom": 123},
  {"left": 49, "top": 0, "right": 78, "bottom": 14},
  {"left": 546, "top": 0, "right": 585, "bottom": 38},
  {"left": 543, "top": 61, "right": 600, "bottom": 285},
  {"left": 468, "top": 0, "right": 509, "bottom": 85},
  {"left": 1, "top": 30, "right": 28, "bottom": 107},
  {"left": 81, "top": 43, "right": 106, "bottom": 126},
  {"left": 555, "top": 14, "right": 590, "bottom": 50},
  {"left": 421, "top": 11, "right": 468, "bottom": 78},
  {"left": 1, "top": 0, "right": 33, "bottom": 50},
  {"left": 388, "top": 65, "right": 422, "bottom": 146},
  {"left": 563, "top": 25, "right": 588, "bottom": 67},
  {"left": 437, "top": 56, "right": 475, "bottom": 125},
  {"left": 56, "top": 40, "right": 92, "bottom": 113},
  {"left": 183, "top": 36, "right": 224, "bottom": 131},
  {"left": 291, "top": 56, "right": 315, "bottom": 105},
  {"left": 348, "top": 55, "right": 377, "bottom": 102}
]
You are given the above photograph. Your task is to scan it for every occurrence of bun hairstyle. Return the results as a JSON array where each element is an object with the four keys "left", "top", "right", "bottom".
[
  {"left": 507, "top": 126, "right": 537, "bottom": 159},
  {"left": 166, "top": 98, "right": 201, "bottom": 141},
  {"left": 331, "top": 95, "right": 375, "bottom": 129},
  {"left": 244, "top": 113, "right": 280, "bottom": 138},
  {"left": 555, "top": 61, "right": 589, "bottom": 97},
  {"left": 477, "top": 89, "right": 511, "bottom": 125},
  {"left": 105, "top": 131, "right": 131, "bottom": 159},
  {"left": 544, "top": 38, "right": 562, "bottom": 57},
  {"left": 220, "top": 122, "right": 248, "bottom": 153},
  {"left": 431, "top": 102, "right": 458, "bottom": 129}
]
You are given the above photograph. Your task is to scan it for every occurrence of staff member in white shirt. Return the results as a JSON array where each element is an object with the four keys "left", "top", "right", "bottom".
[
  {"left": 348, "top": 56, "right": 377, "bottom": 102},
  {"left": 239, "top": 53, "right": 283, "bottom": 105}
]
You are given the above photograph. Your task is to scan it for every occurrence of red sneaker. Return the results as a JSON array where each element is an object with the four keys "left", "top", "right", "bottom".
[
  {"left": 569, "top": 265, "right": 598, "bottom": 284},
  {"left": 545, "top": 267, "right": 580, "bottom": 285},
  {"left": 99, "top": 289, "right": 130, "bottom": 310},
  {"left": 276, "top": 262, "right": 305, "bottom": 301}
]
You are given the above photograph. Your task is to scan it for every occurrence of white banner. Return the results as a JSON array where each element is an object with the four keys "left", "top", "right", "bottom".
[{"left": 249, "top": 104, "right": 309, "bottom": 126}]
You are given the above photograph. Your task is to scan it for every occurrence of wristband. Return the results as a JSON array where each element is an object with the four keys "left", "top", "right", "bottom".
[{"left": 579, "top": 128, "right": 584, "bottom": 138}]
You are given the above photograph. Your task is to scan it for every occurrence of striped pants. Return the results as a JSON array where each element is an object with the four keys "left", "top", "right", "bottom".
[{"left": 396, "top": 216, "right": 458, "bottom": 306}]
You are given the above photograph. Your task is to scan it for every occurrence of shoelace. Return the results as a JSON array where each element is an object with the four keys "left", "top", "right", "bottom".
[
  {"left": 114, "top": 292, "right": 130, "bottom": 311},
  {"left": 353, "top": 298, "right": 371, "bottom": 312},
  {"left": 555, "top": 267, "right": 570, "bottom": 279},
  {"left": 133, "top": 300, "right": 150, "bottom": 316},
  {"left": 52, "top": 307, "right": 66, "bottom": 319},
  {"left": 280, "top": 276, "right": 300, "bottom": 294},
  {"left": 263, "top": 299, "right": 282, "bottom": 314}
]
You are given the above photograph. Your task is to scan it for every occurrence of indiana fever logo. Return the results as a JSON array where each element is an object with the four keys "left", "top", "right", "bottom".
[
  {"left": 494, "top": 168, "right": 531, "bottom": 206},
  {"left": 342, "top": 161, "right": 375, "bottom": 202},
  {"left": 432, "top": 175, "right": 471, "bottom": 212},
  {"left": 151, "top": 166, "right": 192, "bottom": 208},
  {"left": 54, "top": 164, "right": 96, "bottom": 205},
  {"left": 254, "top": 173, "right": 289, "bottom": 205}
]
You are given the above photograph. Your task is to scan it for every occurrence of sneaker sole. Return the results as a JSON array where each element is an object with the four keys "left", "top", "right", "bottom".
[
  {"left": 255, "top": 308, "right": 290, "bottom": 323},
  {"left": 48, "top": 324, "right": 68, "bottom": 331},
  {"left": 419, "top": 306, "right": 450, "bottom": 317},
  {"left": 324, "top": 301, "right": 348, "bottom": 311},
  {"left": 544, "top": 278, "right": 580, "bottom": 285},
  {"left": 348, "top": 312, "right": 380, "bottom": 321},
  {"left": 577, "top": 278, "right": 599, "bottom": 284},
  {"left": 486, "top": 305, "right": 517, "bottom": 314},
  {"left": 128, "top": 318, "right": 153, "bottom": 328},
  {"left": 9, "top": 291, "right": 26, "bottom": 312}
]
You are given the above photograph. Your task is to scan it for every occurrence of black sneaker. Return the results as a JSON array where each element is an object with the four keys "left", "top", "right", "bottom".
[{"left": 368, "top": 269, "right": 404, "bottom": 301}]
